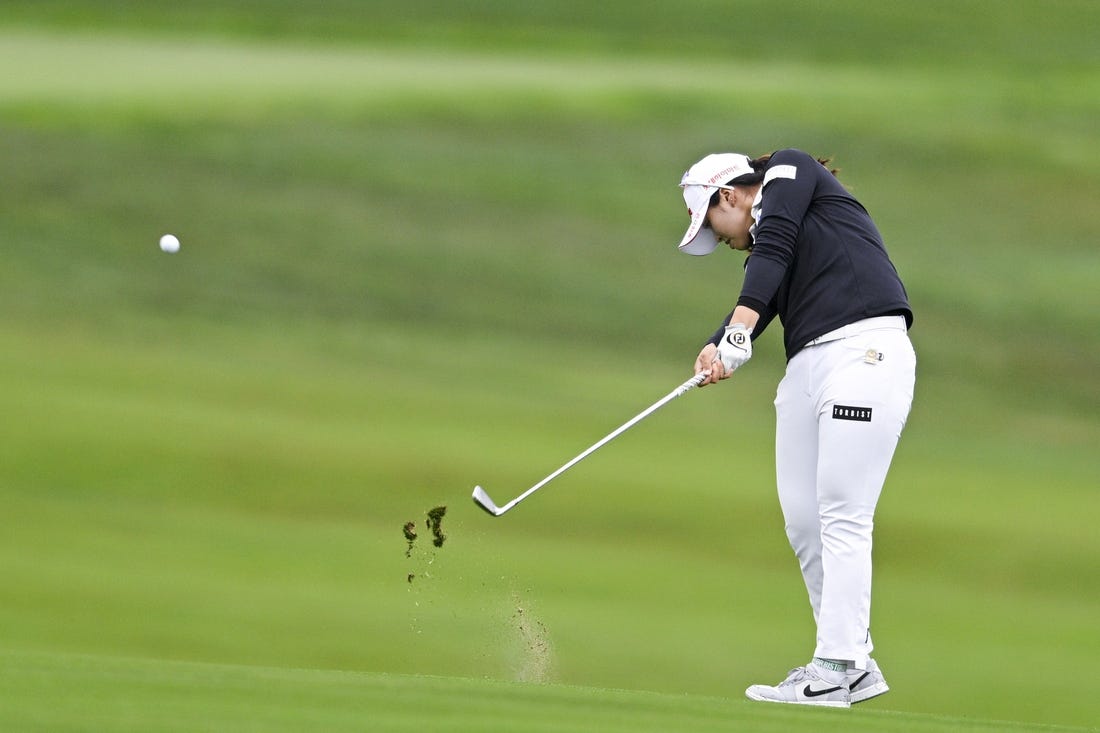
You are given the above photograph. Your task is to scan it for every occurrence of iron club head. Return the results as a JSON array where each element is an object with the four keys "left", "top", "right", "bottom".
[{"left": 471, "top": 485, "right": 504, "bottom": 516}]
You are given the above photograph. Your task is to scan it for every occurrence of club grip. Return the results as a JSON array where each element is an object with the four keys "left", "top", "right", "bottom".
[{"left": 676, "top": 372, "right": 707, "bottom": 395}]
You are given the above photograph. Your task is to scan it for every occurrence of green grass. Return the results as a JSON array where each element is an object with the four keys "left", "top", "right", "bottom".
[
  {"left": 3, "top": 0, "right": 1098, "bottom": 72},
  {"left": 2, "top": 651, "right": 1092, "bottom": 733},
  {"left": 2, "top": 3, "right": 1099, "bottom": 731}
]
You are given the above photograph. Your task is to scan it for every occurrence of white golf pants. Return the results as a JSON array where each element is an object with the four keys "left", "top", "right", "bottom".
[{"left": 774, "top": 316, "right": 915, "bottom": 669}]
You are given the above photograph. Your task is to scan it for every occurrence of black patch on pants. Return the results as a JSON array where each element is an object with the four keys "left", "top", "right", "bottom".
[{"left": 832, "top": 404, "right": 873, "bottom": 422}]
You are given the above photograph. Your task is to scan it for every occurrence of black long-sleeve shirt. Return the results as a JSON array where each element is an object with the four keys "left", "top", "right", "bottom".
[{"left": 709, "top": 148, "right": 913, "bottom": 361}]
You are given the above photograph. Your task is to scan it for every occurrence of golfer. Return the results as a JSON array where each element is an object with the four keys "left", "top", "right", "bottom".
[{"left": 676, "top": 149, "right": 915, "bottom": 707}]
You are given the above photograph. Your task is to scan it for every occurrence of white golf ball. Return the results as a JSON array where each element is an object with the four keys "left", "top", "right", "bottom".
[{"left": 159, "top": 234, "right": 180, "bottom": 253}]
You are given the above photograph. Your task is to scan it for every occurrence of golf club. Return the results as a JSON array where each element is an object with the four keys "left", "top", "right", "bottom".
[{"left": 472, "top": 372, "right": 707, "bottom": 516}]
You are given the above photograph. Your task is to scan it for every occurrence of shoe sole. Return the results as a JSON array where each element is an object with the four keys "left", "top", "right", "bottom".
[
  {"left": 849, "top": 681, "right": 889, "bottom": 704},
  {"left": 745, "top": 689, "right": 850, "bottom": 708}
]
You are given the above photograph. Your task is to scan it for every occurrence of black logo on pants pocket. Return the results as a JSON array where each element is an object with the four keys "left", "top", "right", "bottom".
[{"left": 833, "top": 405, "right": 873, "bottom": 422}]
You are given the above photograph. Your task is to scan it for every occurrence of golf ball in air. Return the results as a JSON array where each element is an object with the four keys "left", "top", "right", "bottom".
[{"left": 159, "top": 234, "right": 180, "bottom": 253}]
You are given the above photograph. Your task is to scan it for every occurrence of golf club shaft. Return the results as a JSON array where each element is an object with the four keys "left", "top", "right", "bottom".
[{"left": 494, "top": 373, "right": 706, "bottom": 514}]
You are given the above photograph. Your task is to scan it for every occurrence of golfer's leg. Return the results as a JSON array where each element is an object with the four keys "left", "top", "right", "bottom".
[
  {"left": 813, "top": 333, "right": 915, "bottom": 667},
  {"left": 774, "top": 353, "right": 824, "bottom": 623}
]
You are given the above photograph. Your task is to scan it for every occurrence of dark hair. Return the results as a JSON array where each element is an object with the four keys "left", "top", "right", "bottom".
[{"left": 708, "top": 154, "right": 839, "bottom": 207}]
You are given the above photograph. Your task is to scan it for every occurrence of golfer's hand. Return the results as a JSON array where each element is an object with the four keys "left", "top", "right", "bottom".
[
  {"left": 694, "top": 343, "right": 729, "bottom": 386},
  {"left": 715, "top": 323, "right": 753, "bottom": 372}
]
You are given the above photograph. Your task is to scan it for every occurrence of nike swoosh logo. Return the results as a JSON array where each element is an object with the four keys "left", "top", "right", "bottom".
[
  {"left": 849, "top": 672, "right": 869, "bottom": 690},
  {"left": 803, "top": 684, "right": 843, "bottom": 698}
]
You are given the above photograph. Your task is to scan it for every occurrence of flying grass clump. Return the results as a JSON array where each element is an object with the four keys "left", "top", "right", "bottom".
[
  {"left": 403, "top": 505, "right": 447, "bottom": 583},
  {"left": 426, "top": 505, "right": 447, "bottom": 548},
  {"left": 403, "top": 521, "right": 418, "bottom": 559}
]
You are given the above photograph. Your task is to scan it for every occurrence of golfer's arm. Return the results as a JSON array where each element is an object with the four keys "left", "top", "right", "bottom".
[{"left": 729, "top": 305, "right": 760, "bottom": 332}]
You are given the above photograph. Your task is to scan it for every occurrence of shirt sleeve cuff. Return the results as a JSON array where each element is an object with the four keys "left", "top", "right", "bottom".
[{"left": 736, "top": 295, "right": 770, "bottom": 314}]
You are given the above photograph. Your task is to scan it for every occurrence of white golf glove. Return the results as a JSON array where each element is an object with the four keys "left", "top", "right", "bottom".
[{"left": 715, "top": 323, "right": 753, "bottom": 373}]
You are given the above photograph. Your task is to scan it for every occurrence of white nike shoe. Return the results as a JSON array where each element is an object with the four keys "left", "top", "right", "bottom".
[
  {"left": 847, "top": 658, "right": 890, "bottom": 703},
  {"left": 745, "top": 663, "right": 851, "bottom": 708}
]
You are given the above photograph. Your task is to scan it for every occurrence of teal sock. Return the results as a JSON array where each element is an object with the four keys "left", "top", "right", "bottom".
[{"left": 813, "top": 657, "right": 847, "bottom": 673}]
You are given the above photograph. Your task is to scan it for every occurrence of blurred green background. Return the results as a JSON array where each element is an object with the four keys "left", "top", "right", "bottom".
[{"left": 1, "top": 1, "right": 1098, "bottom": 730}]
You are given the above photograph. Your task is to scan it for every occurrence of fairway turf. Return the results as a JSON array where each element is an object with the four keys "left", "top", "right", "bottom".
[
  {"left": 1, "top": 651, "right": 1093, "bottom": 733},
  {"left": 2, "top": 2, "right": 1099, "bottom": 731}
]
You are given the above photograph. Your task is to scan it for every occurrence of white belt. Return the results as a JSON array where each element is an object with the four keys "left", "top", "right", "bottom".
[{"left": 804, "top": 315, "right": 906, "bottom": 348}]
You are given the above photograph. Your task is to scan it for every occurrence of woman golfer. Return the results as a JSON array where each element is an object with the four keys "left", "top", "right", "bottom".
[{"left": 677, "top": 149, "right": 915, "bottom": 707}]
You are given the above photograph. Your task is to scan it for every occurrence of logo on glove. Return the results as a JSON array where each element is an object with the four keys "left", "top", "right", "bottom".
[{"left": 727, "top": 331, "right": 747, "bottom": 347}]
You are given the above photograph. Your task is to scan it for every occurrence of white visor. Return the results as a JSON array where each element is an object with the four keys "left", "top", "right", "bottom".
[{"left": 677, "top": 184, "right": 720, "bottom": 255}]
